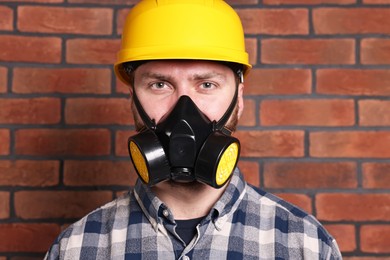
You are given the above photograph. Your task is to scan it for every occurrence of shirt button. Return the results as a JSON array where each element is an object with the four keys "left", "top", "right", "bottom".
[
  {"left": 162, "top": 209, "right": 169, "bottom": 217},
  {"left": 182, "top": 256, "right": 190, "bottom": 260}
]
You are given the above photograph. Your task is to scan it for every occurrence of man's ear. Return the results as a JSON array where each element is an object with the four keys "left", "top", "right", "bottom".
[{"left": 237, "top": 83, "right": 244, "bottom": 119}]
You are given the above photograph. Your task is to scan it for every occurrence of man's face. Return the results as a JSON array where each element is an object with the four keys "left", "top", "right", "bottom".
[{"left": 130, "top": 60, "right": 244, "bottom": 130}]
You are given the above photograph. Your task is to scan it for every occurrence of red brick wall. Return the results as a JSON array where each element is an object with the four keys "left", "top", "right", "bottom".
[{"left": 0, "top": 0, "right": 389, "bottom": 258}]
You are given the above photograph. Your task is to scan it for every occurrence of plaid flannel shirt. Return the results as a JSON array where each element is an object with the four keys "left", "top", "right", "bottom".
[{"left": 45, "top": 169, "right": 342, "bottom": 259}]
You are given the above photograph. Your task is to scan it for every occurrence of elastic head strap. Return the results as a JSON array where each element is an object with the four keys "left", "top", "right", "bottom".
[
  {"left": 132, "top": 90, "right": 157, "bottom": 130},
  {"left": 214, "top": 69, "right": 243, "bottom": 132}
]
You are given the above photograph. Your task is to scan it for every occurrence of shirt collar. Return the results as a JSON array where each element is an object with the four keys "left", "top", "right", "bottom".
[{"left": 133, "top": 168, "right": 247, "bottom": 230}]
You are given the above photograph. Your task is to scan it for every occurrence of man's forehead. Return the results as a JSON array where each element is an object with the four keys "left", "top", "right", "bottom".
[{"left": 135, "top": 60, "right": 234, "bottom": 79}]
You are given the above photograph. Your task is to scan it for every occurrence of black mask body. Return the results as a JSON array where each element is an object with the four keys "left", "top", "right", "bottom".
[{"left": 128, "top": 86, "right": 240, "bottom": 189}]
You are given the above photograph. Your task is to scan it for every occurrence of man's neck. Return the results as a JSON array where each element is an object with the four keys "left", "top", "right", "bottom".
[{"left": 151, "top": 181, "right": 227, "bottom": 220}]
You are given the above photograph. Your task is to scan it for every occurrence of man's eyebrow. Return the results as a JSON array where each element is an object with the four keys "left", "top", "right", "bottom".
[
  {"left": 139, "top": 72, "right": 174, "bottom": 81},
  {"left": 191, "top": 72, "right": 227, "bottom": 81}
]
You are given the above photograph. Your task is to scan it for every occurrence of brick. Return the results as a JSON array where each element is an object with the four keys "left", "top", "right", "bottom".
[
  {"left": 116, "top": 130, "right": 136, "bottom": 156},
  {"left": 116, "top": 76, "right": 130, "bottom": 94},
  {"left": 14, "top": 191, "right": 112, "bottom": 219},
  {"left": 238, "top": 99, "right": 256, "bottom": 127},
  {"left": 245, "top": 69, "right": 311, "bottom": 95},
  {"left": 63, "top": 160, "right": 137, "bottom": 186},
  {"left": 324, "top": 224, "right": 356, "bottom": 252},
  {"left": 0, "top": 67, "right": 7, "bottom": 93},
  {"left": 361, "top": 225, "right": 390, "bottom": 253},
  {"left": 13, "top": 68, "right": 111, "bottom": 94},
  {"left": 317, "top": 69, "right": 390, "bottom": 96},
  {"left": 264, "top": 0, "right": 355, "bottom": 4},
  {"left": 0, "top": 160, "right": 59, "bottom": 186},
  {"left": 0, "top": 98, "right": 61, "bottom": 124},
  {"left": 0, "top": 223, "right": 60, "bottom": 252},
  {"left": 264, "top": 162, "right": 357, "bottom": 189},
  {"left": 361, "top": 39, "right": 390, "bottom": 65},
  {"left": 235, "top": 130, "right": 304, "bottom": 157},
  {"left": 0, "top": 35, "right": 61, "bottom": 63},
  {"left": 65, "top": 98, "right": 133, "bottom": 125},
  {"left": 275, "top": 193, "right": 312, "bottom": 214},
  {"left": 359, "top": 100, "right": 390, "bottom": 126},
  {"left": 261, "top": 99, "right": 355, "bottom": 126},
  {"left": 69, "top": 0, "right": 137, "bottom": 4},
  {"left": 18, "top": 6, "right": 113, "bottom": 35},
  {"left": 363, "top": 163, "right": 390, "bottom": 189},
  {"left": 0, "top": 129, "right": 10, "bottom": 155},
  {"left": 245, "top": 38, "right": 257, "bottom": 66},
  {"left": 15, "top": 129, "right": 111, "bottom": 156},
  {"left": 0, "top": 192, "right": 10, "bottom": 219},
  {"left": 314, "top": 8, "right": 390, "bottom": 34},
  {"left": 262, "top": 39, "right": 354, "bottom": 64},
  {"left": 310, "top": 131, "right": 390, "bottom": 158},
  {"left": 66, "top": 39, "right": 121, "bottom": 64},
  {"left": 116, "top": 8, "right": 131, "bottom": 35},
  {"left": 237, "top": 160, "right": 260, "bottom": 187},
  {"left": 0, "top": 6, "right": 13, "bottom": 30},
  {"left": 316, "top": 193, "right": 390, "bottom": 221},
  {"left": 364, "top": 0, "right": 390, "bottom": 3},
  {"left": 237, "top": 9, "right": 308, "bottom": 35}
]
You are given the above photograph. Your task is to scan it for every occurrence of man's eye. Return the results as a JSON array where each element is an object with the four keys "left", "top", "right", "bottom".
[
  {"left": 201, "top": 82, "right": 215, "bottom": 89},
  {"left": 151, "top": 82, "right": 166, "bottom": 89}
]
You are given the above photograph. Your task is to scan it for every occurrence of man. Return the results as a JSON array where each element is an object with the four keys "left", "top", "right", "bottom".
[{"left": 45, "top": 0, "right": 342, "bottom": 259}]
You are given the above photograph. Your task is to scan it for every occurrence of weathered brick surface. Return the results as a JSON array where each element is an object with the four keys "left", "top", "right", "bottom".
[
  {"left": 0, "top": 6, "right": 13, "bottom": 30},
  {"left": 0, "top": 98, "right": 61, "bottom": 124},
  {"left": 235, "top": 130, "right": 305, "bottom": 157},
  {"left": 0, "top": 192, "right": 10, "bottom": 219},
  {"left": 0, "top": 67, "right": 7, "bottom": 93},
  {"left": 14, "top": 191, "right": 113, "bottom": 219},
  {"left": 359, "top": 100, "right": 390, "bottom": 126},
  {"left": 0, "top": 224, "right": 60, "bottom": 252},
  {"left": 13, "top": 68, "right": 111, "bottom": 94},
  {"left": 245, "top": 69, "right": 311, "bottom": 95},
  {"left": 18, "top": 6, "right": 113, "bottom": 35},
  {"left": 63, "top": 160, "right": 136, "bottom": 186},
  {"left": 360, "top": 225, "right": 390, "bottom": 253},
  {"left": 237, "top": 9, "right": 308, "bottom": 35},
  {"left": 316, "top": 193, "right": 390, "bottom": 221},
  {"left": 314, "top": 8, "right": 390, "bottom": 34},
  {"left": 362, "top": 163, "right": 390, "bottom": 189},
  {"left": 0, "top": 129, "right": 10, "bottom": 155},
  {"left": 260, "top": 99, "right": 355, "bottom": 126},
  {"left": 0, "top": 35, "right": 61, "bottom": 63},
  {"left": 264, "top": 162, "right": 357, "bottom": 188},
  {"left": 317, "top": 69, "right": 390, "bottom": 96},
  {"left": 262, "top": 39, "right": 355, "bottom": 64},
  {"left": 0, "top": 160, "right": 59, "bottom": 186},
  {"left": 310, "top": 131, "right": 390, "bottom": 158},
  {"left": 65, "top": 98, "right": 133, "bottom": 125},
  {"left": 15, "top": 129, "right": 111, "bottom": 156}
]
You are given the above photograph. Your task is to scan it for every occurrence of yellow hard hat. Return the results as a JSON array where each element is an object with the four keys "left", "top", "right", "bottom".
[{"left": 115, "top": 0, "right": 251, "bottom": 85}]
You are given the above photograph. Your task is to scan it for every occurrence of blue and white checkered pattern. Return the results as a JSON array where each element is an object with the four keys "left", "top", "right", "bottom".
[{"left": 45, "top": 169, "right": 342, "bottom": 259}]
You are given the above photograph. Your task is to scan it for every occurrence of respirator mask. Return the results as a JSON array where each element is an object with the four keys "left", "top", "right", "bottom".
[{"left": 128, "top": 69, "right": 243, "bottom": 189}]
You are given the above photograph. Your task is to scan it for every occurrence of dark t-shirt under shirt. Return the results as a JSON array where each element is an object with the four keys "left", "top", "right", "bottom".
[{"left": 175, "top": 216, "right": 204, "bottom": 245}]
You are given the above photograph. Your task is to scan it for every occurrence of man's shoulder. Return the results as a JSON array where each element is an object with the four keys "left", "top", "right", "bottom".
[
  {"left": 244, "top": 184, "right": 333, "bottom": 241},
  {"left": 55, "top": 191, "right": 134, "bottom": 243}
]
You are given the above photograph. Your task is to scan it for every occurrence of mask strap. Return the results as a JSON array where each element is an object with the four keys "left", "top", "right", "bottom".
[
  {"left": 132, "top": 89, "right": 157, "bottom": 130},
  {"left": 214, "top": 70, "right": 242, "bottom": 132}
]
